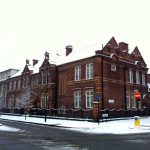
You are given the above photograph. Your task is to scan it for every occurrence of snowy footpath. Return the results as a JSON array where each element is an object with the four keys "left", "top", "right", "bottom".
[{"left": 0, "top": 114, "right": 150, "bottom": 134}]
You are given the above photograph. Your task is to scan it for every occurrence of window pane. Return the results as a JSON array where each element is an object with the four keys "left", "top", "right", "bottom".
[
  {"left": 86, "top": 90, "right": 93, "bottom": 108},
  {"left": 74, "top": 90, "right": 81, "bottom": 108},
  {"left": 86, "top": 63, "right": 93, "bottom": 79}
]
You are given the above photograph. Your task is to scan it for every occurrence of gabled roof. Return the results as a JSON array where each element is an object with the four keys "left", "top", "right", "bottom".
[
  {"left": 104, "top": 36, "right": 119, "bottom": 49},
  {"left": 131, "top": 46, "right": 142, "bottom": 57},
  {"left": 8, "top": 37, "right": 148, "bottom": 78},
  {"left": 130, "top": 46, "right": 146, "bottom": 66},
  {"left": 22, "top": 65, "right": 31, "bottom": 74},
  {"left": 40, "top": 58, "right": 51, "bottom": 69}
]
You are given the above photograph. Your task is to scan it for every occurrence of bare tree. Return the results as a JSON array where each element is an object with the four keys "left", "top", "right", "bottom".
[{"left": 16, "top": 88, "right": 32, "bottom": 119}]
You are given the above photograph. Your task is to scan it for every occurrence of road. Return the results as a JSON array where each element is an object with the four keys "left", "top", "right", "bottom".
[{"left": 0, "top": 119, "right": 150, "bottom": 150}]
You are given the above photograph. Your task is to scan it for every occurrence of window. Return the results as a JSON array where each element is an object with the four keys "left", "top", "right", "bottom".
[
  {"left": 126, "top": 92, "right": 130, "bottom": 109},
  {"left": 9, "top": 82, "right": 12, "bottom": 90},
  {"left": 129, "top": 69, "right": 134, "bottom": 83},
  {"left": 74, "top": 90, "right": 81, "bottom": 108},
  {"left": 137, "top": 101, "right": 141, "bottom": 109},
  {"left": 41, "top": 70, "right": 48, "bottom": 85},
  {"left": 111, "top": 63, "right": 116, "bottom": 71},
  {"left": 86, "top": 89, "right": 93, "bottom": 108},
  {"left": 75, "top": 66, "right": 81, "bottom": 81},
  {"left": 86, "top": 63, "right": 93, "bottom": 79},
  {"left": 58, "top": 72, "right": 67, "bottom": 95},
  {"left": 13, "top": 81, "right": 16, "bottom": 90},
  {"left": 23, "top": 77, "right": 26, "bottom": 88},
  {"left": 136, "top": 71, "right": 140, "bottom": 84},
  {"left": 18, "top": 80, "right": 21, "bottom": 89},
  {"left": 142, "top": 73, "right": 145, "bottom": 85},
  {"left": 41, "top": 94, "right": 48, "bottom": 108},
  {"left": 131, "top": 97, "right": 136, "bottom": 108}
]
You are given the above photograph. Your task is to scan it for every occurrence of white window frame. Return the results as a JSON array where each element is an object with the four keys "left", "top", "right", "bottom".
[
  {"left": 75, "top": 65, "right": 81, "bottom": 81},
  {"left": 111, "top": 63, "right": 116, "bottom": 71},
  {"left": 142, "top": 73, "right": 145, "bottom": 85},
  {"left": 131, "top": 97, "right": 136, "bottom": 108},
  {"left": 86, "top": 89, "right": 93, "bottom": 108},
  {"left": 86, "top": 63, "right": 94, "bottom": 79},
  {"left": 41, "top": 94, "right": 48, "bottom": 108},
  {"left": 18, "top": 80, "right": 21, "bottom": 89},
  {"left": 41, "top": 70, "right": 48, "bottom": 85},
  {"left": 129, "top": 69, "right": 134, "bottom": 83},
  {"left": 13, "top": 81, "right": 16, "bottom": 90},
  {"left": 126, "top": 92, "right": 130, "bottom": 109},
  {"left": 136, "top": 71, "right": 140, "bottom": 84},
  {"left": 137, "top": 101, "right": 141, "bottom": 109},
  {"left": 23, "top": 77, "right": 26, "bottom": 88},
  {"left": 9, "top": 82, "right": 12, "bottom": 90},
  {"left": 74, "top": 90, "right": 81, "bottom": 108}
]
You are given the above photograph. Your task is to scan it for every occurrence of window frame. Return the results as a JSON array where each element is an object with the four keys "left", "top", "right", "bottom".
[
  {"left": 142, "top": 73, "right": 145, "bottom": 85},
  {"left": 74, "top": 90, "right": 81, "bottom": 108},
  {"left": 41, "top": 94, "right": 48, "bottom": 108},
  {"left": 86, "top": 63, "right": 94, "bottom": 80},
  {"left": 126, "top": 91, "right": 130, "bottom": 109},
  {"left": 74, "top": 65, "right": 81, "bottom": 81},
  {"left": 131, "top": 96, "right": 136, "bottom": 109},
  {"left": 136, "top": 70, "right": 140, "bottom": 84},
  {"left": 86, "top": 89, "right": 93, "bottom": 108},
  {"left": 129, "top": 69, "right": 134, "bottom": 83}
]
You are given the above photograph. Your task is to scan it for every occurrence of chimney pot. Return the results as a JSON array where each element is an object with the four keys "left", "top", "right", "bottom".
[{"left": 66, "top": 45, "right": 73, "bottom": 56}]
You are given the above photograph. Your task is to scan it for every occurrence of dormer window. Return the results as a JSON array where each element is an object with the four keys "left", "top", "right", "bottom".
[{"left": 111, "top": 63, "right": 116, "bottom": 71}]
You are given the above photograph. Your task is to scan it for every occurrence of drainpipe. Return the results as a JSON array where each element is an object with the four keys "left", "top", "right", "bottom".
[
  {"left": 124, "top": 65, "right": 127, "bottom": 109},
  {"left": 101, "top": 54, "right": 104, "bottom": 109}
]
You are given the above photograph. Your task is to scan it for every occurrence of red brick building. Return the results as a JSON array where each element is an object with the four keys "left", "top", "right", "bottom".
[
  {"left": 0, "top": 37, "right": 149, "bottom": 117},
  {"left": 57, "top": 37, "right": 149, "bottom": 111}
]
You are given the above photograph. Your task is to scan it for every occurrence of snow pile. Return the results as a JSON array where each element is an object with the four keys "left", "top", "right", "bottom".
[
  {"left": 0, "top": 124, "right": 20, "bottom": 132},
  {"left": 1, "top": 115, "right": 150, "bottom": 134}
]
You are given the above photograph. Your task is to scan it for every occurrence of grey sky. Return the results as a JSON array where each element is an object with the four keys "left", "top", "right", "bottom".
[{"left": 0, "top": 0, "right": 149, "bottom": 71}]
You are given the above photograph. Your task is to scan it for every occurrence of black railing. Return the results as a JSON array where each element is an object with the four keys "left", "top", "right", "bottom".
[{"left": 1, "top": 107, "right": 150, "bottom": 119}]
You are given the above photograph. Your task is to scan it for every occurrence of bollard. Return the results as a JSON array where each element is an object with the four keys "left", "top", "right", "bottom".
[{"left": 134, "top": 116, "right": 140, "bottom": 127}]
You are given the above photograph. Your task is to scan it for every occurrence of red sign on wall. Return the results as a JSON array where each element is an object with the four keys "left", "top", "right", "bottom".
[{"left": 134, "top": 92, "right": 141, "bottom": 100}]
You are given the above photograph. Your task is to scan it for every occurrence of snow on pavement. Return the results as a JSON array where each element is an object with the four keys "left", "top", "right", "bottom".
[
  {"left": 0, "top": 115, "right": 150, "bottom": 134},
  {"left": 0, "top": 122, "right": 20, "bottom": 132}
]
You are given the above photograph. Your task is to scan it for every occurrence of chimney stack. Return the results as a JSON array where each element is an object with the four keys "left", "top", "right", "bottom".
[
  {"left": 45, "top": 51, "right": 49, "bottom": 60},
  {"left": 65, "top": 45, "right": 73, "bottom": 56},
  {"left": 119, "top": 42, "right": 128, "bottom": 53},
  {"left": 33, "top": 59, "right": 38, "bottom": 66},
  {"left": 26, "top": 59, "right": 30, "bottom": 65}
]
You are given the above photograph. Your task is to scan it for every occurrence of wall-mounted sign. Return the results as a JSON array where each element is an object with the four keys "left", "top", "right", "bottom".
[
  {"left": 96, "top": 95, "right": 101, "bottom": 101},
  {"left": 108, "top": 99, "right": 114, "bottom": 104}
]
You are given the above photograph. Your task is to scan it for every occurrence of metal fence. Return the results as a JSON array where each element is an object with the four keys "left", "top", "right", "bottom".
[{"left": 1, "top": 107, "right": 150, "bottom": 119}]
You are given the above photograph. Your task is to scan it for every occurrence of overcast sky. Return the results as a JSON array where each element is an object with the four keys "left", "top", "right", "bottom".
[{"left": 0, "top": 0, "right": 149, "bottom": 72}]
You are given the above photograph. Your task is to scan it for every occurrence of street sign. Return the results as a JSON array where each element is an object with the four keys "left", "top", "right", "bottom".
[
  {"left": 134, "top": 91, "right": 141, "bottom": 100},
  {"left": 96, "top": 95, "right": 101, "bottom": 101}
]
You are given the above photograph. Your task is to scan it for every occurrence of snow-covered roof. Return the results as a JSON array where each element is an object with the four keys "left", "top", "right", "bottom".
[
  {"left": 11, "top": 60, "right": 42, "bottom": 78},
  {"left": 50, "top": 44, "right": 100, "bottom": 65},
  {"left": 27, "top": 60, "right": 42, "bottom": 74},
  {"left": 11, "top": 69, "right": 23, "bottom": 78}
]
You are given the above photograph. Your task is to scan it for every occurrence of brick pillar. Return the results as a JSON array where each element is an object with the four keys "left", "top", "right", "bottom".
[{"left": 93, "top": 101, "right": 100, "bottom": 122}]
